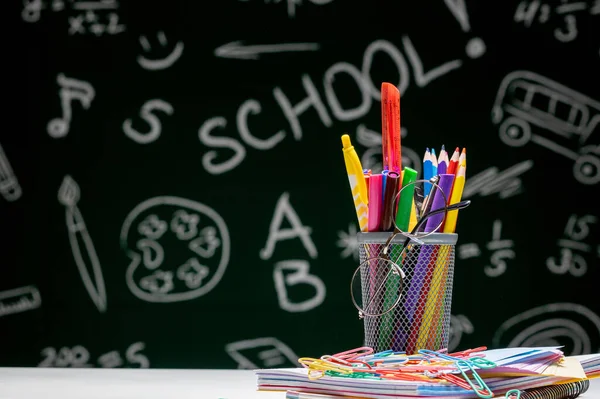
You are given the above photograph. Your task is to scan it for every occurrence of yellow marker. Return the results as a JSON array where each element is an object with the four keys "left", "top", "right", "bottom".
[
  {"left": 443, "top": 164, "right": 466, "bottom": 233},
  {"left": 408, "top": 200, "right": 418, "bottom": 231},
  {"left": 341, "top": 134, "right": 368, "bottom": 232}
]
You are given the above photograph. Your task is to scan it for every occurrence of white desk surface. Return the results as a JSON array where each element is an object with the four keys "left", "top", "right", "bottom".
[{"left": 0, "top": 368, "right": 599, "bottom": 399}]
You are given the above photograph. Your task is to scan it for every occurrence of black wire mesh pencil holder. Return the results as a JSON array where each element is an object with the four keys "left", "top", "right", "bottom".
[{"left": 355, "top": 232, "right": 458, "bottom": 354}]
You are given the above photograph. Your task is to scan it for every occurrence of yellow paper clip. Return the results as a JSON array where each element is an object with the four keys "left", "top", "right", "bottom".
[{"left": 298, "top": 357, "right": 353, "bottom": 380}]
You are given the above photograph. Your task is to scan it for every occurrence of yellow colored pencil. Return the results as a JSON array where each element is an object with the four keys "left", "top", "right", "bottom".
[{"left": 442, "top": 164, "right": 466, "bottom": 233}]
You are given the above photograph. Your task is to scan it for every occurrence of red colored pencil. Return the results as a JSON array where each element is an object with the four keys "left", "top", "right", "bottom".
[{"left": 447, "top": 147, "right": 460, "bottom": 175}]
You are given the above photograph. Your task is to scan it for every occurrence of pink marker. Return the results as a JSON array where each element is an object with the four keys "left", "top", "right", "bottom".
[{"left": 368, "top": 174, "right": 383, "bottom": 232}]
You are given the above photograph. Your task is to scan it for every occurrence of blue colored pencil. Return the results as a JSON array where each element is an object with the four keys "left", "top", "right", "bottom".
[{"left": 423, "top": 149, "right": 433, "bottom": 196}]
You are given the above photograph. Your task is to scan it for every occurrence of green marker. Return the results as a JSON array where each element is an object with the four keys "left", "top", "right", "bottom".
[{"left": 395, "top": 167, "right": 418, "bottom": 232}]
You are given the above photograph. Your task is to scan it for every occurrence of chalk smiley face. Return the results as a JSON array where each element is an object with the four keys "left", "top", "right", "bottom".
[
  {"left": 120, "top": 196, "right": 230, "bottom": 303},
  {"left": 137, "top": 31, "right": 184, "bottom": 71}
]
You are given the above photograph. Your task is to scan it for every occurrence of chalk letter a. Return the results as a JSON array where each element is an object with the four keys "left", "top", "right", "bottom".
[{"left": 260, "top": 192, "right": 317, "bottom": 260}]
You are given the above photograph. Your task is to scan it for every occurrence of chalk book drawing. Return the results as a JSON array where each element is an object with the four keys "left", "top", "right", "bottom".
[
  {"left": 225, "top": 337, "right": 299, "bottom": 369},
  {"left": 120, "top": 196, "right": 230, "bottom": 303}
]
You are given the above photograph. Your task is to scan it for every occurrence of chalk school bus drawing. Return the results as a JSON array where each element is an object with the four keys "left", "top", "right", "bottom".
[{"left": 491, "top": 71, "right": 600, "bottom": 185}]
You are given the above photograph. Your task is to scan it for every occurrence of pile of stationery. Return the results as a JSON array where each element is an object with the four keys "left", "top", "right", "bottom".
[
  {"left": 341, "top": 82, "right": 467, "bottom": 236},
  {"left": 255, "top": 346, "right": 600, "bottom": 399}
]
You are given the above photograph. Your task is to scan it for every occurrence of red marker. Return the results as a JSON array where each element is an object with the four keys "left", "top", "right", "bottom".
[{"left": 381, "top": 83, "right": 401, "bottom": 174}]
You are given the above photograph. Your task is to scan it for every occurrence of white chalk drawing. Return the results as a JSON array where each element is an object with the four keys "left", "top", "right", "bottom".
[
  {"left": 462, "top": 160, "right": 534, "bottom": 199},
  {"left": 336, "top": 223, "right": 359, "bottom": 261},
  {"left": 23, "top": 0, "right": 125, "bottom": 35},
  {"left": 237, "top": 0, "right": 334, "bottom": 18},
  {"left": 260, "top": 192, "right": 318, "bottom": 261},
  {"left": 458, "top": 220, "right": 515, "bottom": 278},
  {"left": 0, "top": 285, "right": 42, "bottom": 318},
  {"left": 493, "top": 303, "right": 600, "bottom": 355},
  {"left": 137, "top": 32, "right": 184, "bottom": 71},
  {"left": 122, "top": 99, "right": 174, "bottom": 144},
  {"left": 120, "top": 196, "right": 230, "bottom": 303},
  {"left": 22, "top": 0, "right": 63, "bottom": 22},
  {"left": 215, "top": 41, "right": 320, "bottom": 60},
  {"left": 225, "top": 337, "right": 299, "bottom": 369},
  {"left": 273, "top": 260, "right": 326, "bottom": 312},
  {"left": 547, "top": 214, "right": 598, "bottom": 277},
  {"left": 38, "top": 341, "right": 149, "bottom": 368},
  {"left": 47, "top": 74, "right": 95, "bottom": 138},
  {"left": 514, "top": 1, "right": 598, "bottom": 45},
  {"left": 0, "top": 142, "right": 23, "bottom": 202},
  {"left": 58, "top": 176, "right": 107, "bottom": 312},
  {"left": 355, "top": 124, "right": 422, "bottom": 176},
  {"left": 199, "top": 38, "right": 466, "bottom": 175},
  {"left": 448, "top": 314, "right": 474, "bottom": 352},
  {"left": 492, "top": 71, "right": 600, "bottom": 185},
  {"left": 443, "top": 0, "right": 486, "bottom": 58}
]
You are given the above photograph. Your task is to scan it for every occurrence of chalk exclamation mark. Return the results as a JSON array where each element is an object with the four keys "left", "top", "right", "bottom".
[{"left": 443, "top": 0, "right": 486, "bottom": 59}]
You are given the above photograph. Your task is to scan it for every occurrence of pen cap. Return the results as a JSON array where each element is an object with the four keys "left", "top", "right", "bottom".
[
  {"left": 380, "top": 172, "right": 400, "bottom": 231},
  {"left": 368, "top": 174, "right": 383, "bottom": 232}
]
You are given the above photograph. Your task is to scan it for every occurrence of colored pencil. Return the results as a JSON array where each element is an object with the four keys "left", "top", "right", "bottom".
[
  {"left": 447, "top": 147, "right": 460, "bottom": 175},
  {"left": 423, "top": 149, "right": 433, "bottom": 196},
  {"left": 437, "top": 145, "right": 448, "bottom": 175},
  {"left": 459, "top": 147, "right": 466, "bottom": 168},
  {"left": 431, "top": 148, "right": 438, "bottom": 177}
]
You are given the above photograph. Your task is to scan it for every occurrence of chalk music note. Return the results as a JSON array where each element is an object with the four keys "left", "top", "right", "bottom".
[
  {"left": 58, "top": 175, "right": 107, "bottom": 312},
  {"left": 47, "top": 74, "right": 95, "bottom": 138}
]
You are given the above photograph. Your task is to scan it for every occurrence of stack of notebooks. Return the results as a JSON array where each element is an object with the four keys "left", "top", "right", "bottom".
[{"left": 255, "top": 347, "right": 600, "bottom": 399}]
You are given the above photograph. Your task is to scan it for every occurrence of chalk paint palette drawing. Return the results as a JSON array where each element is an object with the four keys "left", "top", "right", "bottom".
[
  {"left": 493, "top": 303, "right": 600, "bottom": 355},
  {"left": 120, "top": 196, "right": 230, "bottom": 303},
  {"left": 492, "top": 71, "right": 600, "bottom": 185}
]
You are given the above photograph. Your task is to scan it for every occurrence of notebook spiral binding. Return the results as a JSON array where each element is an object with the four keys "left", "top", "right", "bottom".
[{"left": 517, "top": 380, "right": 590, "bottom": 399}]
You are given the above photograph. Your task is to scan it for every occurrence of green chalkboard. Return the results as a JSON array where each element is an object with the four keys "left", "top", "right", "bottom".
[{"left": 2, "top": 0, "right": 600, "bottom": 369}]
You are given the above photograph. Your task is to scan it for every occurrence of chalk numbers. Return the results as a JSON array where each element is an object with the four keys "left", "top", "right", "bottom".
[{"left": 38, "top": 342, "right": 149, "bottom": 368}]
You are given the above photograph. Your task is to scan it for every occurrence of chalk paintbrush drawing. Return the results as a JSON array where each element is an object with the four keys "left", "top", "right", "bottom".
[
  {"left": 47, "top": 74, "right": 95, "bottom": 138},
  {"left": 120, "top": 196, "right": 230, "bottom": 303},
  {"left": 58, "top": 175, "right": 107, "bottom": 312},
  {"left": 492, "top": 71, "right": 600, "bottom": 185}
]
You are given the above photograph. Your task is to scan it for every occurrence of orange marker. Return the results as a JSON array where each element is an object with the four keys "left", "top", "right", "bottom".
[{"left": 381, "top": 83, "right": 401, "bottom": 174}]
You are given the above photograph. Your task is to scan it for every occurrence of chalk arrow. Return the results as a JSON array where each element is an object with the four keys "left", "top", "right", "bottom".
[{"left": 214, "top": 41, "right": 320, "bottom": 60}]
